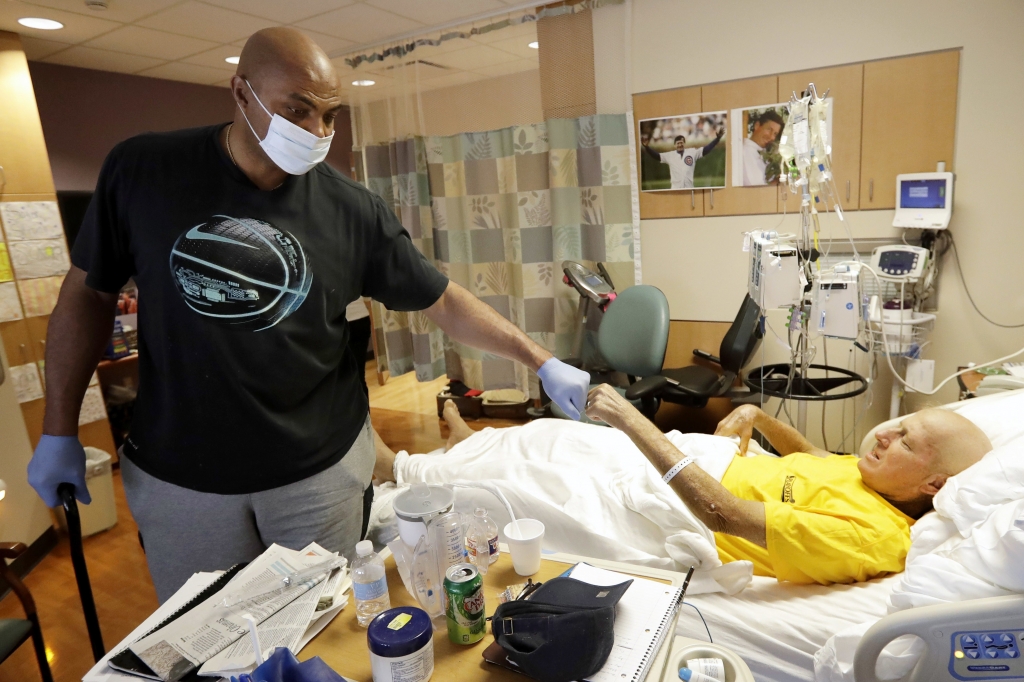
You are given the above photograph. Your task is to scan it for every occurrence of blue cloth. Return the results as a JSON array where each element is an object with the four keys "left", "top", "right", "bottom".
[
  {"left": 537, "top": 358, "right": 590, "bottom": 421},
  {"left": 231, "top": 648, "right": 349, "bottom": 682},
  {"left": 27, "top": 435, "right": 91, "bottom": 508}
]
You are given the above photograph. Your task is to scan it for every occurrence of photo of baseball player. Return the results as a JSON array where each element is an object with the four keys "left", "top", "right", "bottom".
[{"left": 638, "top": 112, "right": 727, "bottom": 191}]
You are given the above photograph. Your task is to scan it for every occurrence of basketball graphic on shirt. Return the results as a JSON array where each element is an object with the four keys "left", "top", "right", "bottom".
[{"left": 169, "top": 216, "right": 312, "bottom": 330}]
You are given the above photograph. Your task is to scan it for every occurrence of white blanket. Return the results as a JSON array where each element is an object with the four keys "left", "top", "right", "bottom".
[
  {"left": 368, "top": 419, "right": 758, "bottom": 594},
  {"left": 814, "top": 391, "right": 1024, "bottom": 682}
]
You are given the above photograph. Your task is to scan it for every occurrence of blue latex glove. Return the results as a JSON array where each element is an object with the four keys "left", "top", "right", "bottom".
[
  {"left": 537, "top": 357, "right": 591, "bottom": 421},
  {"left": 27, "top": 435, "right": 91, "bottom": 508}
]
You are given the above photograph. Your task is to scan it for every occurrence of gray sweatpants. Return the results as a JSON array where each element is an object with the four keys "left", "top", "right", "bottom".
[{"left": 121, "top": 418, "right": 376, "bottom": 603}]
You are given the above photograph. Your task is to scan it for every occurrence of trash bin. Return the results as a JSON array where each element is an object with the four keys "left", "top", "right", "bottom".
[{"left": 56, "top": 448, "right": 118, "bottom": 537}]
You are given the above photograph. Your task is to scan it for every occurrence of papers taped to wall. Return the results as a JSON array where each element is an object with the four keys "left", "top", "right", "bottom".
[
  {"left": 0, "top": 243, "right": 13, "bottom": 282},
  {"left": 0, "top": 281, "right": 23, "bottom": 322},
  {"left": 9, "top": 239, "right": 70, "bottom": 279},
  {"left": 0, "top": 201, "right": 64, "bottom": 242},
  {"left": 79, "top": 385, "right": 108, "bottom": 425},
  {"left": 18, "top": 275, "right": 64, "bottom": 316},
  {"left": 10, "top": 363, "right": 44, "bottom": 403}
]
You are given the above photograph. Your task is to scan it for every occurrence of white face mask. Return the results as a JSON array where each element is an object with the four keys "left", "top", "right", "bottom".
[{"left": 238, "top": 79, "right": 334, "bottom": 175}]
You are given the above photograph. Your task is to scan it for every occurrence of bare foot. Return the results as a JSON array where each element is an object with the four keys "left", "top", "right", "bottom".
[{"left": 443, "top": 399, "right": 476, "bottom": 450}]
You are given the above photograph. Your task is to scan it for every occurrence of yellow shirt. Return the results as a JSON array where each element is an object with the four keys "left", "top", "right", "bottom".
[{"left": 714, "top": 453, "right": 914, "bottom": 585}]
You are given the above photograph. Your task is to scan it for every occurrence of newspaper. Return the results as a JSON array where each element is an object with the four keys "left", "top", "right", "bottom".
[
  {"left": 129, "top": 544, "right": 338, "bottom": 680},
  {"left": 198, "top": 547, "right": 348, "bottom": 678}
]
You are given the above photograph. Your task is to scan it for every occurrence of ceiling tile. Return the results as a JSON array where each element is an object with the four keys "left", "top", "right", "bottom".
[
  {"left": 180, "top": 44, "right": 243, "bottom": 69},
  {"left": 201, "top": 0, "right": 352, "bottom": 24},
  {"left": 428, "top": 43, "right": 518, "bottom": 70},
  {"left": 0, "top": 1, "right": 123, "bottom": 43},
  {"left": 471, "top": 58, "right": 537, "bottom": 78},
  {"left": 487, "top": 33, "right": 540, "bottom": 60},
  {"left": 43, "top": 45, "right": 166, "bottom": 74},
  {"left": 18, "top": 35, "right": 72, "bottom": 59},
  {"left": 85, "top": 25, "right": 219, "bottom": 60},
  {"left": 18, "top": 0, "right": 182, "bottom": 24},
  {"left": 470, "top": 19, "right": 535, "bottom": 45},
  {"left": 301, "top": 29, "right": 354, "bottom": 55},
  {"left": 364, "top": 0, "right": 505, "bottom": 26},
  {"left": 419, "top": 70, "right": 484, "bottom": 92},
  {"left": 137, "top": 1, "right": 279, "bottom": 43},
  {"left": 293, "top": 3, "right": 422, "bottom": 44},
  {"left": 137, "top": 60, "right": 233, "bottom": 85}
]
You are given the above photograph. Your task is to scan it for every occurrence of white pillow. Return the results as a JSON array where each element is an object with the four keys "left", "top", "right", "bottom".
[{"left": 859, "top": 388, "right": 1024, "bottom": 456}]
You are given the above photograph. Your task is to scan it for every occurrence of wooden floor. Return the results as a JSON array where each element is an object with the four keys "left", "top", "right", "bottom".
[{"left": 0, "top": 361, "right": 522, "bottom": 682}]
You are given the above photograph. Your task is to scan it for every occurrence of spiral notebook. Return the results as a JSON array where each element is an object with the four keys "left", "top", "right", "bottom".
[
  {"left": 106, "top": 563, "right": 247, "bottom": 681},
  {"left": 567, "top": 563, "right": 684, "bottom": 682}
]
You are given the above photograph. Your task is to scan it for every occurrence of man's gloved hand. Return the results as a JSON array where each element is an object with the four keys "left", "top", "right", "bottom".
[
  {"left": 537, "top": 357, "right": 590, "bottom": 421},
  {"left": 27, "top": 435, "right": 91, "bottom": 508}
]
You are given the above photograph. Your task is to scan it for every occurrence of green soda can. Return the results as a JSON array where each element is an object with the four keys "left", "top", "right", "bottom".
[{"left": 444, "top": 563, "right": 485, "bottom": 645}]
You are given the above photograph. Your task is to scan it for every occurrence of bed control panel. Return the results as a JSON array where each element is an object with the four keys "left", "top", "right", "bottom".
[{"left": 951, "top": 630, "right": 1024, "bottom": 679}]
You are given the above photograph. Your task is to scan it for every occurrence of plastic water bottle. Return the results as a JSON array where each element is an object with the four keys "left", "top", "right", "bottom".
[
  {"left": 352, "top": 540, "right": 390, "bottom": 627},
  {"left": 466, "top": 508, "right": 500, "bottom": 573}
]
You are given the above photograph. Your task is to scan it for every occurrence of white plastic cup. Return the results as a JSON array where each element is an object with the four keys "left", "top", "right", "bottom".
[{"left": 503, "top": 519, "right": 545, "bottom": 576}]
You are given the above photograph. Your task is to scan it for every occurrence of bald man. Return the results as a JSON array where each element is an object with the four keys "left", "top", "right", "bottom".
[
  {"left": 584, "top": 387, "right": 992, "bottom": 584},
  {"left": 28, "top": 28, "right": 590, "bottom": 602}
]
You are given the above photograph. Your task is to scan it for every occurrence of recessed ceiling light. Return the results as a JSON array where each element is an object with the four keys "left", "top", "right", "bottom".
[
  {"left": 352, "top": 79, "right": 375, "bottom": 87},
  {"left": 528, "top": 41, "right": 539, "bottom": 49},
  {"left": 18, "top": 17, "right": 64, "bottom": 30},
  {"left": 225, "top": 56, "right": 240, "bottom": 65}
]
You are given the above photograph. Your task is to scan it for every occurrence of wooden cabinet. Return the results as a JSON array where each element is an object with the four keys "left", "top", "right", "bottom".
[
  {"left": 860, "top": 50, "right": 959, "bottom": 209},
  {"left": 634, "top": 86, "right": 705, "bottom": 219},
  {"left": 779, "top": 63, "right": 864, "bottom": 213},
  {"left": 0, "top": 32, "right": 56, "bottom": 200},
  {"left": 701, "top": 76, "right": 779, "bottom": 217}
]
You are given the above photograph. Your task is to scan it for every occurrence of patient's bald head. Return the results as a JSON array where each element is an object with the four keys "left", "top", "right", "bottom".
[
  {"left": 230, "top": 27, "right": 342, "bottom": 141},
  {"left": 859, "top": 408, "right": 992, "bottom": 514}
]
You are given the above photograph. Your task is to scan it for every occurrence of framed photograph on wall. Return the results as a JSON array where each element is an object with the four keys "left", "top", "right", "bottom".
[
  {"left": 730, "top": 104, "right": 788, "bottom": 187},
  {"left": 730, "top": 101, "right": 833, "bottom": 187},
  {"left": 638, "top": 112, "right": 727, "bottom": 191}
]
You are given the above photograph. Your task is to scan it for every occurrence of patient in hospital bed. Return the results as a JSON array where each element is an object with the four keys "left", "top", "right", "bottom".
[{"left": 370, "top": 389, "right": 992, "bottom": 587}]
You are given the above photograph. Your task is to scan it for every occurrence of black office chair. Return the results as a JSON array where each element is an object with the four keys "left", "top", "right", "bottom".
[
  {"left": 625, "top": 294, "right": 763, "bottom": 408},
  {"left": 0, "top": 543, "right": 53, "bottom": 682}
]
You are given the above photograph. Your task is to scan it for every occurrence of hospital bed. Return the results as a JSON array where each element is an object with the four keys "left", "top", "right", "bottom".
[{"left": 681, "top": 389, "right": 1024, "bottom": 682}]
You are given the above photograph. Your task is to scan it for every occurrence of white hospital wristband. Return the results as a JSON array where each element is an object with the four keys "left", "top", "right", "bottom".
[{"left": 663, "top": 456, "right": 695, "bottom": 483}]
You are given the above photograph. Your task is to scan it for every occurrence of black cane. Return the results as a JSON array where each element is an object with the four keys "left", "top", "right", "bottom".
[{"left": 58, "top": 483, "right": 105, "bottom": 662}]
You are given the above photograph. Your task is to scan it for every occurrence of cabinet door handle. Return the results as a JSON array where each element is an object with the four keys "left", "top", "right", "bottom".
[
  {"left": 846, "top": 180, "right": 850, "bottom": 202},
  {"left": 869, "top": 179, "right": 874, "bottom": 201},
  {"left": 690, "top": 190, "right": 695, "bottom": 210},
  {"left": 710, "top": 188, "right": 714, "bottom": 210}
]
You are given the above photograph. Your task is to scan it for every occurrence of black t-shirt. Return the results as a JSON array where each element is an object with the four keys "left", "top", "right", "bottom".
[{"left": 72, "top": 124, "right": 448, "bottom": 494}]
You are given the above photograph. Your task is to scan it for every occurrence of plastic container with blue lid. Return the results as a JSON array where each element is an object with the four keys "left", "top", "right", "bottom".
[{"left": 367, "top": 606, "right": 434, "bottom": 682}]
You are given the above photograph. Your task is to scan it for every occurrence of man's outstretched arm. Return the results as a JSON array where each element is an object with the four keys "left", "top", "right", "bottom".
[
  {"left": 640, "top": 142, "right": 663, "bottom": 163},
  {"left": 715, "top": 404, "right": 830, "bottom": 458},
  {"left": 702, "top": 129, "right": 725, "bottom": 156},
  {"left": 424, "top": 281, "right": 590, "bottom": 420},
  {"left": 586, "top": 385, "right": 767, "bottom": 547}
]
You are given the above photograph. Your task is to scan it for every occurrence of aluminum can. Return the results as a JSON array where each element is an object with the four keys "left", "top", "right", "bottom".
[{"left": 443, "top": 563, "right": 485, "bottom": 645}]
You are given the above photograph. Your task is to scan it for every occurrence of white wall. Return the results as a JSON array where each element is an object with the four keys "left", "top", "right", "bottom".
[
  {"left": 628, "top": 0, "right": 1024, "bottom": 416},
  {"left": 0, "top": 343, "right": 52, "bottom": 546}
]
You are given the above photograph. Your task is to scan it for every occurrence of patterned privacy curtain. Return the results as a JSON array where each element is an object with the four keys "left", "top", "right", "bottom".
[{"left": 364, "top": 114, "right": 634, "bottom": 397}]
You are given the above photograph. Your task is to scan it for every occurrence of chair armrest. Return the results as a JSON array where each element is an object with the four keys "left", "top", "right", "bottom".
[
  {"left": 0, "top": 542, "right": 27, "bottom": 560},
  {"left": 692, "top": 349, "right": 721, "bottom": 365},
  {"left": 624, "top": 375, "right": 669, "bottom": 401}
]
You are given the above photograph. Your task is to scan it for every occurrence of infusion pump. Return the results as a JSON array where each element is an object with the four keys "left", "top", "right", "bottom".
[{"left": 870, "top": 245, "right": 929, "bottom": 282}]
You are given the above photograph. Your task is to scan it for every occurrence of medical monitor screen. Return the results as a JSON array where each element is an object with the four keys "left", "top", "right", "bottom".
[
  {"left": 879, "top": 250, "right": 916, "bottom": 271},
  {"left": 900, "top": 179, "right": 946, "bottom": 209}
]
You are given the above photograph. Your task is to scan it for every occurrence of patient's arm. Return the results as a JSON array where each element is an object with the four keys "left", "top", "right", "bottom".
[
  {"left": 586, "top": 385, "right": 767, "bottom": 548},
  {"left": 715, "top": 405, "right": 830, "bottom": 458}
]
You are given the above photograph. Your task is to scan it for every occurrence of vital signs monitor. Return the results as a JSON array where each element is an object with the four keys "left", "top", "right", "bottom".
[{"left": 893, "top": 172, "right": 954, "bottom": 229}]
